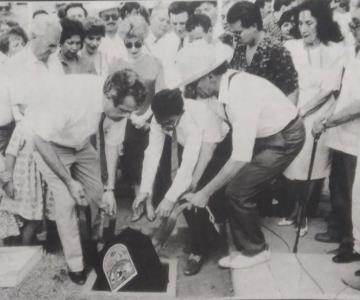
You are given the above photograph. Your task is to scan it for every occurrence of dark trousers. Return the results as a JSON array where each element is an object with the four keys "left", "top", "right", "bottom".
[
  {"left": 225, "top": 118, "right": 305, "bottom": 256},
  {"left": 183, "top": 133, "right": 232, "bottom": 256},
  {"left": 328, "top": 150, "right": 357, "bottom": 249}
]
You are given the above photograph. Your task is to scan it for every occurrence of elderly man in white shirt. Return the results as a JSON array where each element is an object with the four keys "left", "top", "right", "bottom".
[
  {"left": 180, "top": 41, "right": 305, "bottom": 269},
  {"left": 6, "top": 15, "right": 64, "bottom": 122},
  {"left": 21, "top": 70, "right": 147, "bottom": 285}
]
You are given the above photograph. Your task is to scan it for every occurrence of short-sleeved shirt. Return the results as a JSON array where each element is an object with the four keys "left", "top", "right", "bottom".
[
  {"left": 218, "top": 70, "right": 298, "bottom": 162},
  {"left": 230, "top": 36, "right": 298, "bottom": 96},
  {"left": 23, "top": 74, "right": 103, "bottom": 149}
]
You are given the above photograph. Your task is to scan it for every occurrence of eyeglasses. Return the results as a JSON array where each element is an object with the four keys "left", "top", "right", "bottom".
[
  {"left": 349, "top": 18, "right": 360, "bottom": 31},
  {"left": 124, "top": 40, "right": 143, "bottom": 49},
  {"left": 101, "top": 14, "right": 119, "bottom": 21}
]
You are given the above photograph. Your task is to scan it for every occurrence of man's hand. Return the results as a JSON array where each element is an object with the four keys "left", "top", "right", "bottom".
[
  {"left": 3, "top": 180, "right": 15, "bottom": 199},
  {"left": 100, "top": 191, "right": 117, "bottom": 216},
  {"left": 312, "top": 118, "right": 326, "bottom": 139},
  {"left": 155, "top": 198, "right": 176, "bottom": 218},
  {"left": 67, "top": 179, "right": 87, "bottom": 206},
  {"left": 183, "top": 190, "right": 210, "bottom": 208},
  {"left": 132, "top": 192, "right": 149, "bottom": 211}
]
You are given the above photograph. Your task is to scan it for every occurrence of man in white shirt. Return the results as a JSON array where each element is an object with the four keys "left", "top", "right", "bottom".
[
  {"left": 145, "top": 5, "right": 170, "bottom": 54},
  {"left": 152, "top": 1, "right": 190, "bottom": 87},
  {"left": 6, "top": 15, "right": 64, "bottom": 121},
  {"left": 180, "top": 43, "right": 305, "bottom": 269},
  {"left": 20, "top": 70, "right": 146, "bottom": 285},
  {"left": 96, "top": 2, "right": 127, "bottom": 66}
]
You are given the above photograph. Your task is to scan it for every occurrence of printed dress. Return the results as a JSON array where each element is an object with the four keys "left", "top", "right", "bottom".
[{"left": 0, "top": 123, "right": 55, "bottom": 224}]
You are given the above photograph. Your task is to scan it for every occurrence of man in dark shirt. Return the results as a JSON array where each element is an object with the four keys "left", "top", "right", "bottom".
[{"left": 227, "top": 1, "right": 298, "bottom": 104}]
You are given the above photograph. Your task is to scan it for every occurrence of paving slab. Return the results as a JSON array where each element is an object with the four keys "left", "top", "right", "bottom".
[{"left": 230, "top": 218, "right": 360, "bottom": 299}]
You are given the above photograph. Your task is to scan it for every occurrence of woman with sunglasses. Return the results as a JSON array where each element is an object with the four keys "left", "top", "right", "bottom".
[
  {"left": 109, "top": 15, "right": 165, "bottom": 222},
  {"left": 280, "top": 0, "right": 345, "bottom": 236}
]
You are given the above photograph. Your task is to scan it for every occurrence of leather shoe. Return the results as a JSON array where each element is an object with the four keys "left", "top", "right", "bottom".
[
  {"left": 333, "top": 252, "right": 360, "bottom": 263},
  {"left": 314, "top": 231, "right": 341, "bottom": 243},
  {"left": 68, "top": 270, "right": 86, "bottom": 285},
  {"left": 183, "top": 253, "right": 203, "bottom": 276}
]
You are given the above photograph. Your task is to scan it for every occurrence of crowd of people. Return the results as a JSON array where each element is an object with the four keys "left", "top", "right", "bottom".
[{"left": 1, "top": 0, "right": 360, "bottom": 292}]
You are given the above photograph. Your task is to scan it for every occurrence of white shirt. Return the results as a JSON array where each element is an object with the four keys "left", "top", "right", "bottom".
[
  {"left": 99, "top": 34, "right": 128, "bottom": 66},
  {"left": 151, "top": 31, "right": 188, "bottom": 88},
  {"left": 326, "top": 55, "right": 360, "bottom": 156},
  {"left": 140, "top": 99, "right": 225, "bottom": 202},
  {"left": 23, "top": 75, "right": 103, "bottom": 149},
  {"left": 6, "top": 47, "right": 64, "bottom": 121},
  {"left": 219, "top": 70, "right": 298, "bottom": 162}
]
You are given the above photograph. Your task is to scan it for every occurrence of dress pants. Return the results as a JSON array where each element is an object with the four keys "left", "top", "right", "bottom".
[
  {"left": 183, "top": 133, "right": 232, "bottom": 256},
  {"left": 225, "top": 117, "right": 305, "bottom": 256},
  {"left": 328, "top": 150, "right": 357, "bottom": 249},
  {"left": 35, "top": 140, "right": 103, "bottom": 271}
]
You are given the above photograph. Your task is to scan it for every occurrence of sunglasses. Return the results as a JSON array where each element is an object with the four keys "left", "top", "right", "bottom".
[
  {"left": 125, "top": 40, "right": 143, "bottom": 49},
  {"left": 349, "top": 18, "right": 360, "bottom": 31},
  {"left": 101, "top": 14, "right": 119, "bottom": 21},
  {"left": 0, "top": 6, "right": 10, "bottom": 12}
]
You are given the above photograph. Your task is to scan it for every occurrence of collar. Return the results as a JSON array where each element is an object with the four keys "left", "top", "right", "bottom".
[{"left": 218, "top": 69, "right": 239, "bottom": 104}]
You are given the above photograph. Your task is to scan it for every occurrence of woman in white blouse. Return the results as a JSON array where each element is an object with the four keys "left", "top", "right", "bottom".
[{"left": 280, "top": 0, "right": 346, "bottom": 236}]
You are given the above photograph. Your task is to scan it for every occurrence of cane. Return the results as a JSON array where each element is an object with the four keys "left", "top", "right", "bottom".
[{"left": 293, "top": 136, "right": 319, "bottom": 253}]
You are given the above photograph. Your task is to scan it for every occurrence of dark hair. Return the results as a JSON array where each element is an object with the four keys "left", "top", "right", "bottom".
[
  {"left": 0, "top": 26, "right": 28, "bottom": 54},
  {"left": 189, "top": 1, "right": 217, "bottom": 14},
  {"left": 278, "top": 8, "right": 301, "bottom": 39},
  {"left": 274, "top": 0, "right": 294, "bottom": 12},
  {"left": 227, "top": 1, "right": 263, "bottom": 30},
  {"left": 60, "top": 18, "right": 85, "bottom": 46},
  {"left": 103, "top": 69, "right": 146, "bottom": 107},
  {"left": 168, "top": 1, "right": 190, "bottom": 17},
  {"left": 186, "top": 14, "right": 212, "bottom": 33},
  {"left": 152, "top": 89, "right": 184, "bottom": 120},
  {"left": 64, "top": 3, "right": 88, "bottom": 18},
  {"left": 255, "top": 0, "right": 273, "bottom": 9},
  {"left": 120, "top": 2, "right": 150, "bottom": 24},
  {"left": 82, "top": 17, "right": 106, "bottom": 37},
  {"left": 32, "top": 9, "right": 48, "bottom": 19},
  {"left": 296, "top": 0, "right": 343, "bottom": 44}
]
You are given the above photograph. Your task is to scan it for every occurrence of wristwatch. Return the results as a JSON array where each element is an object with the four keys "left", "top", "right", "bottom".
[{"left": 104, "top": 186, "right": 115, "bottom": 192}]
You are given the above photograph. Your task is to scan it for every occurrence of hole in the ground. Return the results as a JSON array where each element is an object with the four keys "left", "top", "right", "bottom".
[
  {"left": 91, "top": 262, "right": 169, "bottom": 292},
  {"left": 81, "top": 258, "right": 177, "bottom": 298}
]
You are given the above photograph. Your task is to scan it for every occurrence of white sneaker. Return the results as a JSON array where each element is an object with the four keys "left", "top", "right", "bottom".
[
  {"left": 229, "top": 250, "right": 271, "bottom": 269},
  {"left": 278, "top": 218, "right": 294, "bottom": 226},
  {"left": 218, "top": 251, "right": 239, "bottom": 268}
]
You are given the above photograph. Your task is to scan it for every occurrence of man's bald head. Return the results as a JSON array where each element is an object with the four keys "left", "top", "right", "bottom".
[{"left": 29, "top": 15, "right": 62, "bottom": 63}]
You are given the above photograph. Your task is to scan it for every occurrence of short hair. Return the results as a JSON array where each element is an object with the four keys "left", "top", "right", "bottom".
[
  {"left": 190, "top": 1, "right": 217, "bottom": 14},
  {"left": 274, "top": 0, "right": 294, "bottom": 12},
  {"left": 168, "top": 1, "right": 190, "bottom": 17},
  {"left": 82, "top": 17, "right": 106, "bottom": 37},
  {"left": 152, "top": 89, "right": 184, "bottom": 120},
  {"left": 60, "top": 18, "right": 85, "bottom": 46},
  {"left": 186, "top": 14, "right": 212, "bottom": 33},
  {"left": 118, "top": 15, "right": 149, "bottom": 40},
  {"left": 0, "top": 26, "right": 28, "bottom": 54},
  {"left": 64, "top": 3, "right": 88, "bottom": 18},
  {"left": 255, "top": 0, "right": 273, "bottom": 9},
  {"left": 32, "top": 9, "right": 48, "bottom": 19},
  {"left": 29, "top": 14, "right": 61, "bottom": 37},
  {"left": 296, "top": 0, "right": 343, "bottom": 44},
  {"left": 103, "top": 69, "right": 147, "bottom": 107},
  {"left": 120, "top": 2, "right": 150, "bottom": 24},
  {"left": 227, "top": 1, "right": 263, "bottom": 30}
]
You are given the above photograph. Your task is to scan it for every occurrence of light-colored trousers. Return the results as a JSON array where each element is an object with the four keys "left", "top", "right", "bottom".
[{"left": 35, "top": 141, "right": 102, "bottom": 271}]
